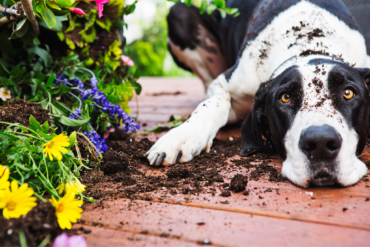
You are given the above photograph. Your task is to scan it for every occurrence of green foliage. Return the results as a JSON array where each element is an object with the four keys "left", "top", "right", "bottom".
[
  {"left": 127, "top": 2, "right": 193, "bottom": 77},
  {"left": 0, "top": 117, "right": 93, "bottom": 199},
  {"left": 167, "top": 0, "right": 239, "bottom": 17}
]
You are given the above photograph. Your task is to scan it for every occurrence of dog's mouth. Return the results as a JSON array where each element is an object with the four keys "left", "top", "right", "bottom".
[{"left": 310, "top": 170, "right": 337, "bottom": 186}]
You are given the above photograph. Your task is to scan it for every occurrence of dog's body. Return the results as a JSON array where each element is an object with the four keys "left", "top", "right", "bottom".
[{"left": 146, "top": 0, "right": 370, "bottom": 187}]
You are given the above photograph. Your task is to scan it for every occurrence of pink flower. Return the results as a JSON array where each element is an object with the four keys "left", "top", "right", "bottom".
[
  {"left": 103, "top": 128, "right": 115, "bottom": 139},
  {"left": 96, "top": 0, "right": 110, "bottom": 18},
  {"left": 69, "top": 7, "right": 86, "bottom": 15},
  {"left": 53, "top": 233, "right": 87, "bottom": 247},
  {"left": 0, "top": 87, "right": 11, "bottom": 101},
  {"left": 121, "top": 55, "right": 134, "bottom": 67},
  {"left": 77, "top": 0, "right": 110, "bottom": 18}
]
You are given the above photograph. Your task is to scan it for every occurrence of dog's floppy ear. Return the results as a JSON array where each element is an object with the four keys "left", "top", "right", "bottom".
[
  {"left": 240, "top": 81, "right": 272, "bottom": 156},
  {"left": 356, "top": 68, "right": 370, "bottom": 88}
]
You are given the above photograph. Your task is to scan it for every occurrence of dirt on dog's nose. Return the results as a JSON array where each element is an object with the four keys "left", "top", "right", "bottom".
[{"left": 299, "top": 125, "right": 342, "bottom": 161}]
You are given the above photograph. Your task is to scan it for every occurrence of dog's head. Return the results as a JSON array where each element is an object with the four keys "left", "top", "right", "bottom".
[{"left": 241, "top": 57, "right": 370, "bottom": 187}]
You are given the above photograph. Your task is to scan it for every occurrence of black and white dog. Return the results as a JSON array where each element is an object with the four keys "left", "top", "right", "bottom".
[{"left": 146, "top": 0, "right": 370, "bottom": 187}]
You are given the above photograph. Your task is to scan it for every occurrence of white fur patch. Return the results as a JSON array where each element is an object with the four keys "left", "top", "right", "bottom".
[
  {"left": 282, "top": 64, "right": 367, "bottom": 187},
  {"left": 225, "top": 1, "right": 367, "bottom": 122}
]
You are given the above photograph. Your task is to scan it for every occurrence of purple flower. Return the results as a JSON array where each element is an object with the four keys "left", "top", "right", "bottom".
[
  {"left": 83, "top": 130, "right": 108, "bottom": 154},
  {"left": 73, "top": 78, "right": 85, "bottom": 89},
  {"left": 53, "top": 233, "right": 87, "bottom": 247},
  {"left": 90, "top": 77, "right": 98, "bottom": 87},
  {"left": 69, "top": 108, "right": 82, "bottom": 119},
  {"left": 80, "top": 88, "right": 98, "bottom": 100}
]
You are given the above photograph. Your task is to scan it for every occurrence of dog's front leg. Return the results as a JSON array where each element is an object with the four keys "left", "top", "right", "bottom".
[{"left": 146, "top": 77, "right": 231, "bottom": 166}]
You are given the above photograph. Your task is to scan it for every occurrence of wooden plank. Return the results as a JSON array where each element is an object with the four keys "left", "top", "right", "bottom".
[
  {"left": 80, "top": 199, "right": 370, "bottom": 247},
  {"left": 72, "top": 224, "right": 203, "bottom": 247}
]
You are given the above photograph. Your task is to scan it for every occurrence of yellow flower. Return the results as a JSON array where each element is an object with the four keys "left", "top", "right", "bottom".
[
  {"left": 50, "top": 191, "right": 83, "bottom": 229},
  {"left": 43, "top": 134, "right": 70, "bottom": 161},
  {"left": 0, "top": 165, "right": 10, "bottom": 190},
  {"left": 56, "top": 179, "right": 86, "bottom": 195},
  {"left": 0, "top": 180, "right": 37, "bottom": 219}
]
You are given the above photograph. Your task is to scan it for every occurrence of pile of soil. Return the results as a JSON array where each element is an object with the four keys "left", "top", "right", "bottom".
[
  {"left": 0, "top": 99, "right": 50, "bottom": 130},
  {"left": 81, "top": 137, "right": 285, "bottom": 203},
  {"left": 0, "top": 201, "right": 62, "bottom": 246}
]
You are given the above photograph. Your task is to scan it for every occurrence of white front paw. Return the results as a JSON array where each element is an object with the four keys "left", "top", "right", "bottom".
[{"left": 145, "top": 122, "right": 214, "bottom": 166}]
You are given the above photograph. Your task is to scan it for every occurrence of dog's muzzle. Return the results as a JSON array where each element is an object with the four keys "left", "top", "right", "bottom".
[{"left": 299, "top": 125, "right": 343, "bottom": 185}]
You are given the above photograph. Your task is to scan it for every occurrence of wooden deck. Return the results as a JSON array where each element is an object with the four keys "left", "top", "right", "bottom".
[{"left": 76, "top": 77, "right": 370, "bottom": 246}]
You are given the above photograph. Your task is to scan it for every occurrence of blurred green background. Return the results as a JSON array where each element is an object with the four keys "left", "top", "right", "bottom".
[{"left": 124, "top": 0, "right": 194, "bottom": 77}]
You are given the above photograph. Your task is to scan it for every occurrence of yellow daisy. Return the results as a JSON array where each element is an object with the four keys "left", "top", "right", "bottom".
[
  {"left": 50, "top": 191, "right": 83, "bottom": 229},
  {"left": 43, "top": 133, "right": 70, "bottom": 161},
  {"left": 0, "top": 165, "right": 10, "bottom": 190},
  {"left": 0, "top": 180, "right": 37, "bottom": 219},
  {"left": 56, "top": 179, "right": 86, "bottom": 195}
]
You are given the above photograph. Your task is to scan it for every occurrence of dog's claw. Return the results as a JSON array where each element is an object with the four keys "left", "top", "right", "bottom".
[
  {"left": 155, "top": 153, "right": 166, "bottom": 166},
  {"left": 150, "top": 153, "right": 159, "bottom": 166},
  {"left": 143, "top": 151, "right": 149, "bottom": 157},
  {"left": 174, "top": 150, "right": 183, "bottom": 165}
]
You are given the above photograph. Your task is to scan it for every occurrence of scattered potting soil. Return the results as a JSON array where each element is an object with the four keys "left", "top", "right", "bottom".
[
  {"left": 0, "top": 201, "right": 62, "bottom": 247},
  {"left": 0, "top": 99, "right": 50, "bottom": 130},
  {"left": 81, "top": 137, "right": 284, "bottom": 204}
]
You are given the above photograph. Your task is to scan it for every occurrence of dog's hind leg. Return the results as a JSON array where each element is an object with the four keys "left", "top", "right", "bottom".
[{"left": 167, "top": 3, "right": 228, "bottom": 88}]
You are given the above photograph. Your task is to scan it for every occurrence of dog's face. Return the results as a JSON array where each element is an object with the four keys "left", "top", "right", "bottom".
[{"left": 241, "top": 58, "right": 370, "bottom": 187}]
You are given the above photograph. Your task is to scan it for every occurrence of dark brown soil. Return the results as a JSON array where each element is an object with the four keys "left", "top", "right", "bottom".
[
  {"left": 230, "top": 174, "right": 248, "bottom": 192},
  {"left": 81, "top": 137, "right": 283, "bottom": 203},
  {"left": 0, "top": 99, "right": 50, "bottom": 130},
  {"left": 100, "top": 149, "right": 129, "bottom": 175},
  {"left": 0, "top": 201, "right": 62, "bottom": 247}
]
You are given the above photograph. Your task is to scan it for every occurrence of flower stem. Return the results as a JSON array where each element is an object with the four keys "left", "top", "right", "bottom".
[{"left": 33, "top": 192, "right": 47, "bottom": 202}]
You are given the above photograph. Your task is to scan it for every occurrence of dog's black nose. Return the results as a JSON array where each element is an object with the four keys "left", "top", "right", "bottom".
[{"left": 299, "top": 125, "right": 342, "bottom": 161}]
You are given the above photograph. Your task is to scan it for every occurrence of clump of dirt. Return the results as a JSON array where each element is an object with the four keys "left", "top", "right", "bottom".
[
  {"left": 220, "top": 190, "right": 231, "bottom": 197},
  {"left": 230, "top": 174, "right": 248, "bottom": 192},
  {"left": 299, "top": 49, "right": 329, "bottom": 56},
  {"left": 167, "top": 165, "right": 191, "bottom": 179},
  {"left": 249, "top": 161, "right": 287, "bottom": 183},
  {"left": 307, "top": 28, "right": 325, "bottom": 41},
  {"left": 0, "top": 99, "right": 50, "bottom": 130},
  {"left": 101, "top": 150, "right": 129, "bottom": 175},
  {"left": 0, "top": 201, "right": 62, "bottom": 246}
]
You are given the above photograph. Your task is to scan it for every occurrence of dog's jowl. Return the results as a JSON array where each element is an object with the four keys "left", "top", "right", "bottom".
[{"left": 146, "top": 0, "right": 370, "bottom": 187}]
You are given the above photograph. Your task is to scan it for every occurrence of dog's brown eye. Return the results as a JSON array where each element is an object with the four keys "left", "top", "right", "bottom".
[
  {"left": 281, "top": 94, "right": 290, "bottom": 103},
  {"left": 343, "top": 89, "right": 354, "bottom": 100}
]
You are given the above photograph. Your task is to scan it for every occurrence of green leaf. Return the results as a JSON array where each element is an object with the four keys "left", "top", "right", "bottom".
[
  {"left": 26, "top": 47, "right": 53, "bottom": 68},
  {"left": 200, "top": 0, "right": 208, "bottom": 14},
  {"left": 0, "top": 132, "right": 19, "bottom": 141},
  {"left": 207, "top": 4, "right": 217, "bottom": 15},
  {"left": 130, "top": 80, "right": 142, "bottom": 95},
  {"left": 213, "top": 0, "right": 225, "bottom": 9},
  {"left": 0, "top": 60, "right": 9, "bottom": 77},
  {"left": 220, "top": 10, "right": 227, "bottom": 18},
  {"left": 47, "top": 2, "right": 61, "bottom": 10},
  {"left": 68, "top": 131, "right": 77, "bottom": 148},
  {"left": 33, "top": 38, "right": 41, "bottom": 45},
  {"left": 96, "top": 17, "right": 112, "bottom": 32},
  {"left": 42, "top": 121, "right": 50, "bottom": 133},
  {"left": 46, "top": 73, "right": 55, "bottom": 87},
  {"left": 184, "top": 0, "right": 192, "bottom": 7},
  {"left": 10, "top": 18, "right": 29, "bottom": 39},
  {"left": 225, "top": 7, "right": 238, "bottom": 15},
  {"left": 36, "top": 129, "right": 53, "bottom": 140},
  {"left": 35, "top": 5, "right": 57, "bottom": 29},
  {"left": 55, "top": 116, "right": 90, "bottom": 127},
  {"left": 29, "top": 115, "right": 42, "bottom": 132}
]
